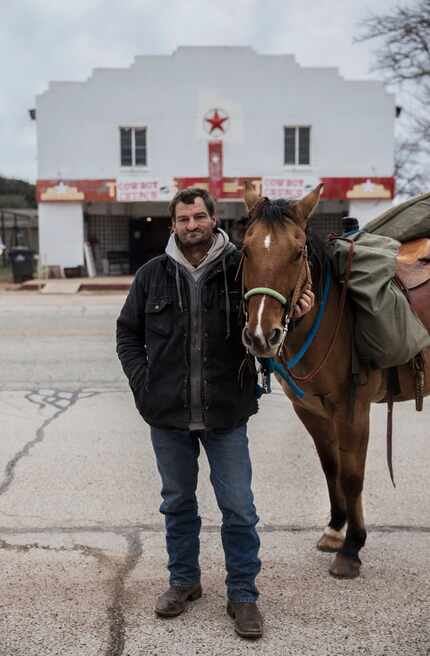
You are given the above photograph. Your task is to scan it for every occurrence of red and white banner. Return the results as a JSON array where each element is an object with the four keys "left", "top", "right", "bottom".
[
  {"left": 116, "top": 179, "right": 160, "bottom": 202},
  {"left": 262, "top": 176, "right": 320, "bottom": 200}
]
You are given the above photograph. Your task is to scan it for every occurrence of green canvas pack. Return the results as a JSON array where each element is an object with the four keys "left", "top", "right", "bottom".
[
  {"left": 365, "top": 191, "right": 430, "bottom": 242},
  {"left": 329, "top": 231, "right": 430, "bottom": 369}
]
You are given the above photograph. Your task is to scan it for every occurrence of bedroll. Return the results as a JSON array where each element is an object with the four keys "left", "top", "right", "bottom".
[{"left": 365, "top": 191, "right": 430, "bottom": 242}]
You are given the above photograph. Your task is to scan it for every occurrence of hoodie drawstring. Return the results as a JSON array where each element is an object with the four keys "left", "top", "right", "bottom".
[
  {"left": 222, "top": 255, "right": 231, "bottom": 340},
  {"left": 175, "top": 263, "right": 184, "bottom": 312}
]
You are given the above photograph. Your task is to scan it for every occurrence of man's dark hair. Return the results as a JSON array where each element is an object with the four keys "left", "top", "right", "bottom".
[{"left": 169, "top": 187, "right": 215, "bottom": 221}]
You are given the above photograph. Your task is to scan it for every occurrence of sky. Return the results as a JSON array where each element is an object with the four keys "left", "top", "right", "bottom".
[{"left": 2, "top": 0, "right": 400, "bottom": 183}]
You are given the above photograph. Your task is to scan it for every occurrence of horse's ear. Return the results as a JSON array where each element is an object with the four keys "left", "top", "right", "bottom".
[
  {"left": 294, "top": 183, "right": 324, "bottom": 225},
  {"left": 243, "top": 180, "right": 260, "bottom": 213}
]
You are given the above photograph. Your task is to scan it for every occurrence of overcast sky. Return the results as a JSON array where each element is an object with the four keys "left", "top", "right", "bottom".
[{"left": 2, "top": 0, "right": 399, "bottom": 183}]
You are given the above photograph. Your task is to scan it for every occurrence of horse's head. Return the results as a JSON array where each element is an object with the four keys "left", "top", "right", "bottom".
[{"left": 241, "top": 181, "right": 323, "bottom": 357}]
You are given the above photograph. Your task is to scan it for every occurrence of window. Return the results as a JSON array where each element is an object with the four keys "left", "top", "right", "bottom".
[
  {"left": 284, "top": 126, "right": 311, "bottom": 166},
  {"left": 120, "top": 127, "right": 147, "bottom": 167}
]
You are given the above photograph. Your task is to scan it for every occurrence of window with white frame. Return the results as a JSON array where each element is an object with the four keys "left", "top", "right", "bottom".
[
  {"left": 120, "top": 127, "right": 147, "bottom": 167},
  {"left": 284, "top": 126, "right": 311, "bottom": 166}
]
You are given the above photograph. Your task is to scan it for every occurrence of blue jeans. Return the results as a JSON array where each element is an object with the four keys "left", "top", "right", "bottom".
[{"left": 150, "top": 424, "right": 261, "bottom": 603}]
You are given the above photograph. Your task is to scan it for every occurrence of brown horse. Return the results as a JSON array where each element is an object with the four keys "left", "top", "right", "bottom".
[{"left": 241, "top": 183, "right": 430, "bottom": 579}]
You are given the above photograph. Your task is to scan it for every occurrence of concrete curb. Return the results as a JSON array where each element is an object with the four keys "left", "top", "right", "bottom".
[{"left": 2, "top": 276, "right": 133, "bottom": 294}]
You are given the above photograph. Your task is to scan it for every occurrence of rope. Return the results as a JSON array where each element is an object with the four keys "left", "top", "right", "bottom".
[
  {"left": 285, "top": 239, "right": 354, "bottom": 384},
  {"left": 285, "top": 260, "right": 332, "bottom": 369}
]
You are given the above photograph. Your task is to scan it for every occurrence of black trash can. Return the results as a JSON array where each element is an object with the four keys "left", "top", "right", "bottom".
[{"left": 9, "top": 247, "right": 34, "bottom": 283}]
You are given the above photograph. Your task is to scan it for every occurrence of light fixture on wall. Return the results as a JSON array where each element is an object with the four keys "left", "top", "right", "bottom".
[{"left": 146, "top": 217, "right": 152, "bottom": 222}]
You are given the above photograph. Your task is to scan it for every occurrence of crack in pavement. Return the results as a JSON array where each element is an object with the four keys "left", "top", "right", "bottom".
[
  {"left": 0, "top": 523, "right": 428, "bottom": 535},
  {"left": 0, "top": 526, "right": 427, "bottom": 654},
  {"left": 105, "top": 530, "right": 143, "bottom": 656},
  {"left": 0, "top": 537, "right": 110, "bottom": 561},
  {"left": 0, "top": 388, "right": 99, "bottom": 497},
  {"left": 0, "top": 530, "right": 144, "bottom": 656}
]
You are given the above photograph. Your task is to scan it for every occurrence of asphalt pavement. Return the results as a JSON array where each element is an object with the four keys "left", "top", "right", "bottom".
[{"left": 0, "top": 292, "right": 429, "bottom": 655}]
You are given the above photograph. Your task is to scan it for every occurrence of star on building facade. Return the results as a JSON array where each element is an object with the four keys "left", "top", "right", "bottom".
[{"left": 204, "top": 109, "right": 229, "bottom": 135}]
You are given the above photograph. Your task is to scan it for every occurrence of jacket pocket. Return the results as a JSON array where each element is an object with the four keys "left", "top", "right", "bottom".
[
  {"left": 130, "top": 363, "right": 148, "bottom": 393},
  {"left": 145, "top": 297, "right": 173, "bottom": 337}
]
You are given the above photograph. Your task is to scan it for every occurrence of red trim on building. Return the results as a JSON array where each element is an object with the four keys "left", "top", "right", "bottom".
[
  {"left": 320, "top": 176, "right": 395, "bottom": 200},
  {"left": 36, "top": 179, "right": 116, "bottom": 203},
  {"left": 37, "top": 176, "right": 395, "bottom": 203}
]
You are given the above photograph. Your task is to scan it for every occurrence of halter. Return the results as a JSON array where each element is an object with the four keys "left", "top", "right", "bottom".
[{"left": 241, "top": 246, "right": 311, "bottom": 355}]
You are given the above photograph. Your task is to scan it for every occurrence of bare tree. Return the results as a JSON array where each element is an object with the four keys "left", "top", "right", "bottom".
[
  {"left": 357, "top": 0, "right": 430, "bottom": 196},
  {"left": 394, "top": 137, "right": 428, "bottom": 197},
  {"left": 357, "top": 1, "right": 430, "bottom": 85}
]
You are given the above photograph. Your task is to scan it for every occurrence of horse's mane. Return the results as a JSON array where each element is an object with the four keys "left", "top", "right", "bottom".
[
  {"left": 250, "top": 197, "right": 296, "bottom": 226},
  {"left": 306, "top": 227, "right": 327, "bottom": 301}
]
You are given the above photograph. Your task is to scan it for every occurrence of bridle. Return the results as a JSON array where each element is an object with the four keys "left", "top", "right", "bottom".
[
  {"left": 239, "top": 226, "right": 354, "bottom": 389},
  {"left": 241, "top": 245, "right": 312, "bottom": 356}
]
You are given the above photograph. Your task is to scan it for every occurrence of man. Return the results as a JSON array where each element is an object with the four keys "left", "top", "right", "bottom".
[{"left": 116, "top": 187, "right": 314, "bottom": 639}]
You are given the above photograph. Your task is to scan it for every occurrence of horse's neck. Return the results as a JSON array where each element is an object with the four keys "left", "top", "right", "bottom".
[{"left": 282, "top": 280, "right": 346, "bottom": 364}]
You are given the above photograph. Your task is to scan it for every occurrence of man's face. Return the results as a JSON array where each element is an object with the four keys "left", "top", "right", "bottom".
[{"left": 173, "top": 197, "right": 217, "bottom": 247}]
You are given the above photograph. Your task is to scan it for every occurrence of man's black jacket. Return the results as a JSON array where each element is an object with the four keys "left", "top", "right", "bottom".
[{"left": 116, "top": 249, "right": 258, "bottom": 430}]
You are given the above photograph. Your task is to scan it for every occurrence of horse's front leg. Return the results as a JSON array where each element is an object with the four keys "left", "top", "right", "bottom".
[
  {"left": 293, "top": 404, "right": 346, "bottom": 553},
  {"left": 329, "top": 407, "right": 370, "bottom": 579}
]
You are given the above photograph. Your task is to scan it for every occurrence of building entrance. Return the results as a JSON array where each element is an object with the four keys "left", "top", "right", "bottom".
[{"left": 129, "top": 217, "right": 171, "bottom": 273}]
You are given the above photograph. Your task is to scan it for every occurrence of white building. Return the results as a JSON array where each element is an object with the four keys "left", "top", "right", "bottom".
[{"left": 36, "top": 46, "right": 395, "bottom": 275}]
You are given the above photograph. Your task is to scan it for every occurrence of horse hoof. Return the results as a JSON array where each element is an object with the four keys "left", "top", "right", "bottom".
[
  {"left": 317, "top": 528, "right": 345, "bottom": 553},
  {"left": 329, "top": 553, "right": 361, "bottom": 579}
]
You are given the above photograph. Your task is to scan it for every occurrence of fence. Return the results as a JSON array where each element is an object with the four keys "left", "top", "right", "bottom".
[{"left": 0, "top": 210, "right": 38, "bottom": 267}]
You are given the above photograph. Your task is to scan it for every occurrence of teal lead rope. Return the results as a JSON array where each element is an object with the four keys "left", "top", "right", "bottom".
[
  {"left": 256, "top": 258, "right": 332, "bottom": 399},
  {"left": 256, "top": 357, "right": 305, "bottom": 399}
]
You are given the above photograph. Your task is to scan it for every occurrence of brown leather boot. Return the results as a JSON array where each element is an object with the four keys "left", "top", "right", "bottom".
[
  {"left": 155, "top": 583, "right": 202, "bottom": 618},
  {"left": 227, "top": 601, "right": 263, "bottom": 639}
]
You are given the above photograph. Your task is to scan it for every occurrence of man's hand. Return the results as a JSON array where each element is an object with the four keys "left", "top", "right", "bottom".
[{"left": 293, "top": 287, "right": 315, "bottom": 319}]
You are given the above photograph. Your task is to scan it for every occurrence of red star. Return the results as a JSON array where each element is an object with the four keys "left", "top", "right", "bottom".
[{"left": 205, "top": 109, "right": 228, "bottom": 134}]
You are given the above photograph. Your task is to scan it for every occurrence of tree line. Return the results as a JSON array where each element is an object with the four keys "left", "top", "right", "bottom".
[{"left": 0, "top": 177, "right": 36, "bottom": 209}]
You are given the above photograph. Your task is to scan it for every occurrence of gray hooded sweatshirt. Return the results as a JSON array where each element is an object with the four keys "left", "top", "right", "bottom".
[{"left": 165, "top": 228, "right": 236, "bottom": 429}]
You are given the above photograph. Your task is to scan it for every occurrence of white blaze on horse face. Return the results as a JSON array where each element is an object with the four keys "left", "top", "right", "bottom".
[
  {"left": 254, "top": 297, "right": 266, "bottom": 344},
  {"left": 264, "top": 234, "right": 271, "bottom": 250}
]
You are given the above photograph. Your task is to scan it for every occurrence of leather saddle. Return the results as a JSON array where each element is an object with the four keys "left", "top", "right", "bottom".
[{"left": 396, "top": 238, "right": 430, "bottom": 334}]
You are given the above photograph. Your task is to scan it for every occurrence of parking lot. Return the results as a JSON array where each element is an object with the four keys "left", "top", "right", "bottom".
[{"left": 0, "top": 292, "right": 429, "bottom": 655}]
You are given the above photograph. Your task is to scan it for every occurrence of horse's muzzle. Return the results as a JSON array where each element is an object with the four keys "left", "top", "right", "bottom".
[{"left": 242, "top": 325, "right": 283, "bottom": 356}]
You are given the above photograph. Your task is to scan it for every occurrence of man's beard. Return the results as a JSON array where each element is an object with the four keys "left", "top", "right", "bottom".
[{"left": 177, "top": 232, "right": 214, "bottom": 248}]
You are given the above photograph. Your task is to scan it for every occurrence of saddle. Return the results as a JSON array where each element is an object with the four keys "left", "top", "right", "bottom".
[
  {"left": 382, "top": 238, "right": 430, "bottom": 485},
  {"left": 396, "top": 238, "right": 430, "bottom": 334}
]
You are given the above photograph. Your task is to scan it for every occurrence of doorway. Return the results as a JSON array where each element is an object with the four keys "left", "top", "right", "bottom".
[{"left": 129, "top": 217, "right": 171, "bottom": 273}]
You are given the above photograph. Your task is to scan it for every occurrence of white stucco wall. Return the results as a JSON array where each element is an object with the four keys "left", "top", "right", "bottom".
[
  {"left": 36, "top": 46, "right": 395, "bottom": 181},
  {"left": 38, "top": 202, "right": 84, "bottom": 267},
  {"left": 349, "top": 199, "right": 393, "bottom": 228}
]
